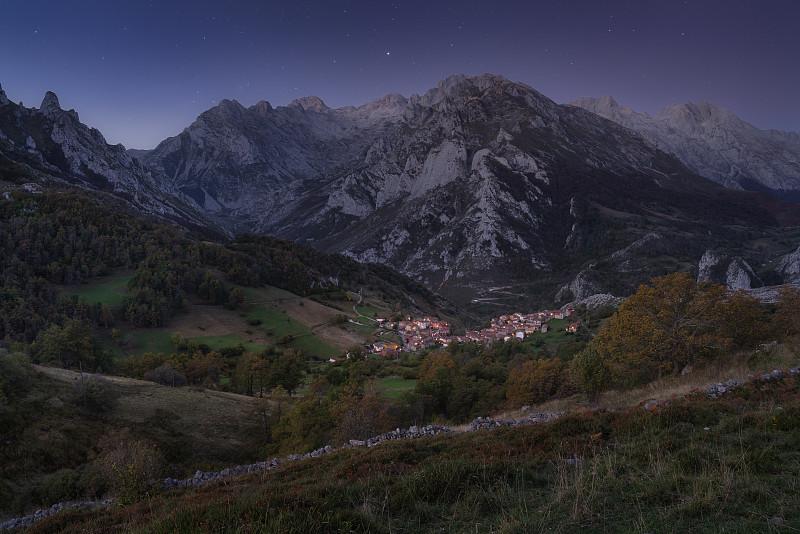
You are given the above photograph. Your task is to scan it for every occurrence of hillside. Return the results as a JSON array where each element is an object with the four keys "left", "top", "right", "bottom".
[
  {"left": 16, "top": 369, "right": 800, "bottom": 533},
  {"left": 0, "top": 184, "right": 459, "bottom": 351}
]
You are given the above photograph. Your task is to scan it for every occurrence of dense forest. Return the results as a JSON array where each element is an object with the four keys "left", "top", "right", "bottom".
[{"left": 0, "top": 188, "right": 450, "bottom": 358}]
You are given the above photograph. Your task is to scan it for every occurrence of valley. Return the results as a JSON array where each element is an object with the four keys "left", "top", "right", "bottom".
[{"left": 2, "top": 72, "right": 800, "bottom": 531}]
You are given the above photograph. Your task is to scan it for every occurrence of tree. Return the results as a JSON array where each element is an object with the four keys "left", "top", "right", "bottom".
[
  {"left": 329, "top": 381, "right": 395, "bottom": 444},
  {"left": 714, "top": 289, "right": 768, "bottom": 348},
  {"left": 250, "top": 385, "right": 290, "bottom": 445},
  {"left": 272, "top": 396, "right": 333, "bottom": 454},
  {"left": 144, "top": 363, "right": 187, "bottom": 387},
  {"left": 505, "top": 358, "right": 566, "bottom": 407},
  {"left": 267, "top": 350, "right": 306, "bottom": 395},
  {"left": 99, "top": 303, "right": 115, "bottom": 328},
  {"left": 34, "top": 318, "right": 105, "bottom": 370},
  {"left": 73, "top": 376, "right": 119, "bottom": 412},
  {"left": 415, "top": 352, "right": 457, "bottom": 415},
  {"left": 570, "top": 345, "right": 609, "bottom": 404},
  {"left": 593, "top": 272, "right": 729, "bottom": 384},
  {"left": 773, "top": 286, "right": 800, "bottom": 339}
]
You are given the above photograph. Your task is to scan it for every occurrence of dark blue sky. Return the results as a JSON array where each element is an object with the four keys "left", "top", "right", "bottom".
[{"left": 1, "top": 0, "right": 797, "bottom": 149}]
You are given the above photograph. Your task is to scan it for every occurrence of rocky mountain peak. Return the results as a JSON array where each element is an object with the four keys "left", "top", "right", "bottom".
[
  {"left": 572, "top": 95, "right": 800, "bottom": 198},
  {"left": 249, "top": 100, "right": 273, "bottom": 114},
  {"left": 287, "top": 95, "right": 329, "bottom": 113},
  {"left": 0, "top": 84, "right": 9, "bottom": 106},
  {"left": 658, "top": 101, "right": 743, "bottom": 130},
  {"left": 411, "top": 73, "right": 512, "bottom": 108},
  {"left": 39, "top": 91, "right": 61, "bottom": 113}
]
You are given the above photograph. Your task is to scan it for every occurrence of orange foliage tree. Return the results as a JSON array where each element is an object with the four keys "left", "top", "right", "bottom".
[
  {"left": 593, "top": 272, "right": 733, "bottom": 384},
  {"left": 505, "top": 358, "right": 567, "bottom": 407}
]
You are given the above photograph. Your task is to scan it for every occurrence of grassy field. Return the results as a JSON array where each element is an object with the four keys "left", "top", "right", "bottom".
[
  {"left": 189, "top": 334, "right": 267, "bottom": 354},
  {"left": 131, "top": 329, "right": 174, "bottom": 356},
  {"left": 379, "top": 376, "right": 416, "bottom": 400},
  {"left": 69, "top": 276, "right": 372, "bottom": 360},
  {"left": 248, "top": 306, "right": 310, "bottom": 338},
  {"left": 31, "top": 374, "right": 800, "bottom": 533},
  {"left": 355, "top": 304, "right": 386, "bottom": 320},
  {"left": 33, "top": 366, "right": 254, "bottom": 468},
  {"left": 290, "top": 334, "right": 341, "bottom": 359},
  {"left": 70, "top": 273, "right": 133, "bottom": 306},
  {"left": 350, "top": 322, "right": 381, "bottom": 337}
]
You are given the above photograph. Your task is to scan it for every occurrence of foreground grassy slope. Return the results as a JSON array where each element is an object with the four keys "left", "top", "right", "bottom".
[{"left": 29, "top": 375, "right": 800, "bottom": 533}]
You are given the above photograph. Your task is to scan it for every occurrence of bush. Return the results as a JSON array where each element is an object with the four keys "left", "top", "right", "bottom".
[
  {"left": 73, "top": 376, "right": 119, "bottom": 413},
  {"left": 0, "top": 349, "right": 34, "bottom": 402},
  {"left": 144, "top": 363, "right": 187, "bottom": 387},
  {"left": 40, "top": 468, "right": 81, "bottom": 505},
  {"left": 94, "top": 428, "right": 164, "bottom": 504}
]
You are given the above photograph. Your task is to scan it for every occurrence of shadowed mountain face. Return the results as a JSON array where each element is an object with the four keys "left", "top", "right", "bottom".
[
  {"left": 139, "top": 74, "right": 800, "bottom": 309},
  {"left": 5, "top": 76, "right": 800, "bottom": 312},
  {"left": 570, "top": 95, "right": 800, "bottom": 201},
  {"left": 0, "top": 85, "right": 227, "bottom": 237}
]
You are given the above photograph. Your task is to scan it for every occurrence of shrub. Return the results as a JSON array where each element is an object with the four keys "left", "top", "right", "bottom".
[
  {"left": 0, "top": 349, "right": 34, "bottom": 402},
  {"left": 73, "top": 376, "right": 119, "bottom": 413},
  {"left": 144, "top": 363, "right": 187, "bottom": 387},
  {"left": 40, "top": 468, "right": 81, "bottom": 505},
  {"left": 94, "top": 428, "right": 164, "bottom": 504}
]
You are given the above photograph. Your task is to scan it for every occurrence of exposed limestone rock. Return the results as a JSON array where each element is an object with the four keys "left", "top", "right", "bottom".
[{"left": 777, "top": 246, "right": 800, "bottom": 284}]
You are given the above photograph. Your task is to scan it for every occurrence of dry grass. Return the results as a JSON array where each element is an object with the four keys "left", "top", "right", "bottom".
[
  {"left": 313, "top": 324, "right": 364, "bottom": 350},
  {"left": 278, "top": 298, "right": 341, "bottom": 328},
  {"left": 503, "top": 343, "right": 800, "bottom": 417},
  {"left": 169, "top": 304, "right": 269, "bottom": 343},
  {"left": 35, "top": 365, "right": 254, "bottom": 460}
]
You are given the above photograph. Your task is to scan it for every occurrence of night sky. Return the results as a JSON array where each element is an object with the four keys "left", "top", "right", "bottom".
[{"left": 1, "top": 1, "right": 797, "bottom": 149}]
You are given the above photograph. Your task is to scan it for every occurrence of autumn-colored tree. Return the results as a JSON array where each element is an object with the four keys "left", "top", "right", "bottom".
[
  {"left": 593, "top": 272, "right": 731, "bottom": 384},
  {"left": 233, "top": 352, "right": 262, "bottom": 396},
  {"left": 93, "top": 428, "right": 163, "bottom": 504},
  {"left": 772, "top": 285, "right": 800, "bottom": 339},
  {"left": 714, "top": 289, "right": 769, "bottom": 348},
  {"left": 33, "top": 318, "right": 106, "bottom": 370},
  {"left": 250, "top": 385, "right": 290, "bottom": 445},
  {"left": 267, "top": 350, "right": 306, "bottom": 395},
  {"left": 185, "top": 350, "right": 223, "bottom": 386},
  {"left": 272, "top": 395, "right": 333, "bottom": 454},
  {"left": 99, "top": 303, "right": 115, "bottom": 328},
  {"left": 505, "top": 358, "right": 567, "bottom": 407}
]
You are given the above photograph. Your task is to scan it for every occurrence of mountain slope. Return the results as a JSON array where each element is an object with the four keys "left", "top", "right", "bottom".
[
  {"left": 570, "top": 95, "right": 800, "bottom": 200},
  {"left": 144, "top": 74, "right": 800, "bottom": 309},
  {"left": 0, "top": 85, "right": 226, "bottom": 236}
]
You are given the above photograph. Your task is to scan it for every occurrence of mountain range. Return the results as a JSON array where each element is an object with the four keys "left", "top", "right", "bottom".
[{"left": 2, "top": 75, "right": 800, "bottom": 313}]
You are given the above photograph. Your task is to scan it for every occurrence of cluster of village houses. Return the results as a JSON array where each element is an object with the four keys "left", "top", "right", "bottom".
[{"left": 369, "top": 309, "right": 578, "bottom": 356}]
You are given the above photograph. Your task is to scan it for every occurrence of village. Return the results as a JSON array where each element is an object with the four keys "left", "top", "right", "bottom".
[{"left": 369, "top": 308, "right": 578, "bottom": 356}]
